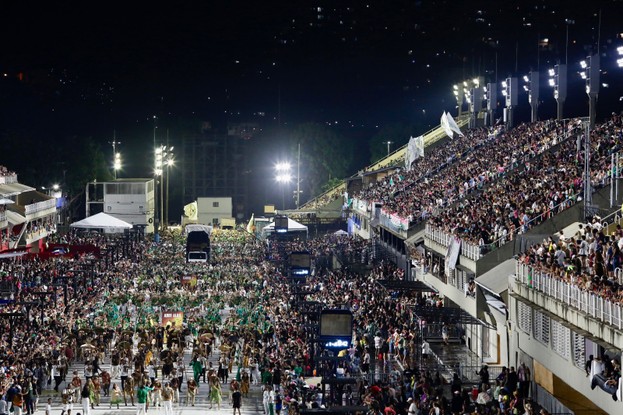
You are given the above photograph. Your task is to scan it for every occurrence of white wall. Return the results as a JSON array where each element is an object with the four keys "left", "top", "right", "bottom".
[{"left": 197, "top": 197, "right": 233, "bottom": 226}]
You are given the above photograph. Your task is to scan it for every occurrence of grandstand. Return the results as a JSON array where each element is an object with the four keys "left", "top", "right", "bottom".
[
  {"left": 294, "top": 115, "right": 470, "bottom": 216},
  {"left": 345, "top": 111, "right": 623, "bottom": 414}
]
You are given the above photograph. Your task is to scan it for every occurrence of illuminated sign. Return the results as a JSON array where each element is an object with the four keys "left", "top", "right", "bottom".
[{"left": 324, "top": 339, "right": 350, "bottom": 348}]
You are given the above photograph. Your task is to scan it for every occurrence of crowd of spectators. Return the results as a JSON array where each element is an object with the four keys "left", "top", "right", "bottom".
[
  {"left": 357, "top": 119, "right": 581, "bottom": 228},
  {"left": 519, "top": 218, "right": 623, "bottom": 304},
  {"left": 427, "top": 114, "right": 623, "bottom": 249},
  {"left": 0, "top": 222, "right": 532, "bottom": 414}
]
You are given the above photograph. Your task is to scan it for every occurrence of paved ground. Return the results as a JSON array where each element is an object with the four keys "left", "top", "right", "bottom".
[{"left": 38, "top": 331, "right": 266, "bottom": 415}]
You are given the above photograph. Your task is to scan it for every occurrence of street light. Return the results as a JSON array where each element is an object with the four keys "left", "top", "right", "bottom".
[
  {"left": 165, "top": 148, "right": 174, "bottom": 228},
  {"left": 155, "top": 145, "right": 174, "bottom": 229},
  {"left": 382, "top": 141, "right": 393, "bottom": 155}
]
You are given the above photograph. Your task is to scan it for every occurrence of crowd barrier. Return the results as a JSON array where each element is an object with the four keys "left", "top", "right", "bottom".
[
  {"left": 515, "top": 263, "right": 623, "bottom": 330},
  {"left": 424, "top": 224, "right": 482, "bottom": 261}
]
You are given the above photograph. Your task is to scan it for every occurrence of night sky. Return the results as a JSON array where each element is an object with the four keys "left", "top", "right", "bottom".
[{"left": 2, "top": 1, "right": 623, "bottom": 215}]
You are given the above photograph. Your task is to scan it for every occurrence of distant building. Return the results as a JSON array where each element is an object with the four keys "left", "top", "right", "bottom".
[
  {"left": 0, "top": 168, "right": 57, "bottom": 252},
  {"left": 181, "top": 123, "right": 254, "bottom": 220},
  {"left": 85, "top": 178, "right": 155, "bottom": 233},
  {"left": 196, "top": 197, "right": 233, "bottom": 227}
]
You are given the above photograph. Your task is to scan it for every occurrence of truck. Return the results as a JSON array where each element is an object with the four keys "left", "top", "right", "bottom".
[{"left": 185, "top": 224, "right": 211, "bottom": 263}]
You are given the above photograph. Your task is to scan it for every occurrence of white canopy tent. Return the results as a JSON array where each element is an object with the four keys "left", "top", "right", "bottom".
[
  {"left": 70, "top": 212, "right": 133, "bottom": 233},
  {"left": 262, "top": 217, "right": 308, "bottom": 238}
]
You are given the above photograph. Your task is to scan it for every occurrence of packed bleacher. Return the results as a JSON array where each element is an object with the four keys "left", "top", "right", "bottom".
[
  {"left": 354, "top": 113, "right": 623, "bottom": 256},
  {"left": 356, "top": 119, "right": 582, "bottom": 226},
  {"left": 427, "top": 114, "right": 622, "bottom": 249},
  {"left": 519, "top": 218, "right": 623, "bottom": 304}
]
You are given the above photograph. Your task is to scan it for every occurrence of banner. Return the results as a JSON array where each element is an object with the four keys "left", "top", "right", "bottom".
[
  {"left": 181, "top": 275, "right": 198, "bottom": 287},
  {"left": 444, "top": 236, "right": 462, "bottom": 277},
  {"left": 161, "top": 311, "right": 184, "bottom": 328}
]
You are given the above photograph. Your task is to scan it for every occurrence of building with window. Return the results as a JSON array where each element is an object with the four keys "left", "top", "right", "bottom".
[
  {"left": 85, "top": 178, "right": 155, "bottom": 233},
  {"left": 0, "top": 168, "right": 57, "bottom": 252}
]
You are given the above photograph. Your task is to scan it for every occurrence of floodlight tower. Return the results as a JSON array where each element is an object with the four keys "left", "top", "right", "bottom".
[
  {"left": 465, "top": 78, "right": 483, "bottom": 128},
  {"left": 523, "top": 71, "right": 540, "bottom": 123},
  {"left": 580, "top": 55, "right": 600, "bottom": 128},
  {"left": 484, "top": 82, "right": 497, "bottom": 127},
  {"left": 548, "top": 64, "right": 567, "bottom": 120},
  {"left": 501, "top": 77, "right": 518, "bottom": 129},
  {"left": 453, "top": 84, "right": 465, "bottom": 117}
]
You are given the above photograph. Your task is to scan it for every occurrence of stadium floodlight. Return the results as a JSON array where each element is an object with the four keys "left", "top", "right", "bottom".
[
  {"left": 581, "top": 54, "right": 600, "bottom": 127},
  {"left": 522, "top": 71, "right": 540, "bottom": 122},
  {"left": 485, "top": 82, "right": 497, "bottom": 126},
  {"left": 501, "top": 77, "right": 518, "bottom": 128},
  {"left": 453, "top": 83, "right": 465, "bottom": 116},
  {"left": 549, "top": 64, "right": 567, "bottom": 120}
]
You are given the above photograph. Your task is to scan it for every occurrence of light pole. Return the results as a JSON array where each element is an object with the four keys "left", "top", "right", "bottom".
[
  {"left": 580, "top": 54, "right": 600, "bottom": 129},
  {"left": 548, "top": 65, "right": 567, "bottom": 120},
  {"left": 295, "top": 143, "right": 301, "bottom": 208},
  {"left": 523, "top": 71, "right": 539, "bottom": 123},
  {"left": 275, "top": 162, "right": 292, "bottom": 210},
  {"left": 501, "top": 77, "right": 518, "bottom": 129},
  {"left": 165, "top": 149, "right": 174, "bottom": 228},
  {"left": 110, "top": 132, "right": 121, "bottom": 180},
  {"left": 153, "top": 118, "right": 160, "bottom": 239},
  {"left": 155, "top": 145, "right": 164, "bottom": 235},
  {"left": 382, "top": 141, "right": 393, "bottom": 155}
]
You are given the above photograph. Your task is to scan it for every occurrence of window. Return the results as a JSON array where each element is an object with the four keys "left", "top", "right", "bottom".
[
  {"left": 551, "top": 320, "right": 570, "bottom": 359},
  {"left": 213, "top": 201, "right": 219, "bottom": 207},
  {"left": 481, "top": 326, "right": 491, "bottom": 358},
  {"left": 572, "top": 332, "right": 586, "bottom": 368},
  {"left": 533, "top": 310, "right": 550, "bottom": 346},
  {"left": 518, "top": 301, "right": 532, "bottom": 334}
]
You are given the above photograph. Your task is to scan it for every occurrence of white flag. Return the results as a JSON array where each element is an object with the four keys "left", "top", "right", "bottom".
[
  {"left": 405, "top": 136, "right": 424, "bottom": 171},
  {"left": 445, "top": 112, "right": 464, "bottom": 137},
  {"left": 440, "top": 111, "right": 454, "bottom": 139},
  {"left": 415, "top": 135, "right": 424, "bottom": 158}
]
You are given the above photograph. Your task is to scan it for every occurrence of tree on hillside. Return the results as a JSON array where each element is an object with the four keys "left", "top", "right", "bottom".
[
  {"left": 368, "top": 123, "right": 424, "bottom": 164},
  {"left": 288, "top": 123, "right": 353, "bottom": 200}
]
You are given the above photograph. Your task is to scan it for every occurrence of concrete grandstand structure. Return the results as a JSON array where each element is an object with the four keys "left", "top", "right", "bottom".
[
  {"left": 0, "top": 167, "right": 58, "bottom": 253},
  {"left": 289, "top": 112, "right": 623, "bottom": 414}
]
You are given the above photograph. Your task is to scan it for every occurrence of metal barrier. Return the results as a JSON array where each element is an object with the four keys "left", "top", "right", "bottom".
[
  {"left": 424, "top": 224, "right": 482, "bottom": 261},
  {"left": 515, "top": 262, "right": 623, "bottom": 330}
]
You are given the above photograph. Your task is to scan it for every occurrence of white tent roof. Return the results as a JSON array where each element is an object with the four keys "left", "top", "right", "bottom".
[
  {"left": 70, "top": 212, "right": 133, "bottom": 230},
  {"left": 263, "top": 217, "right": 308, "bottom": 233}
]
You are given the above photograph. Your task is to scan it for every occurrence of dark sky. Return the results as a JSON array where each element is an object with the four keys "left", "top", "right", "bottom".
[
  {"left": 4, "top": 0, "right": 622, "bottom": 136},
  {"left": 2, "top": 0, "right": 623, "bottom": 213}
]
